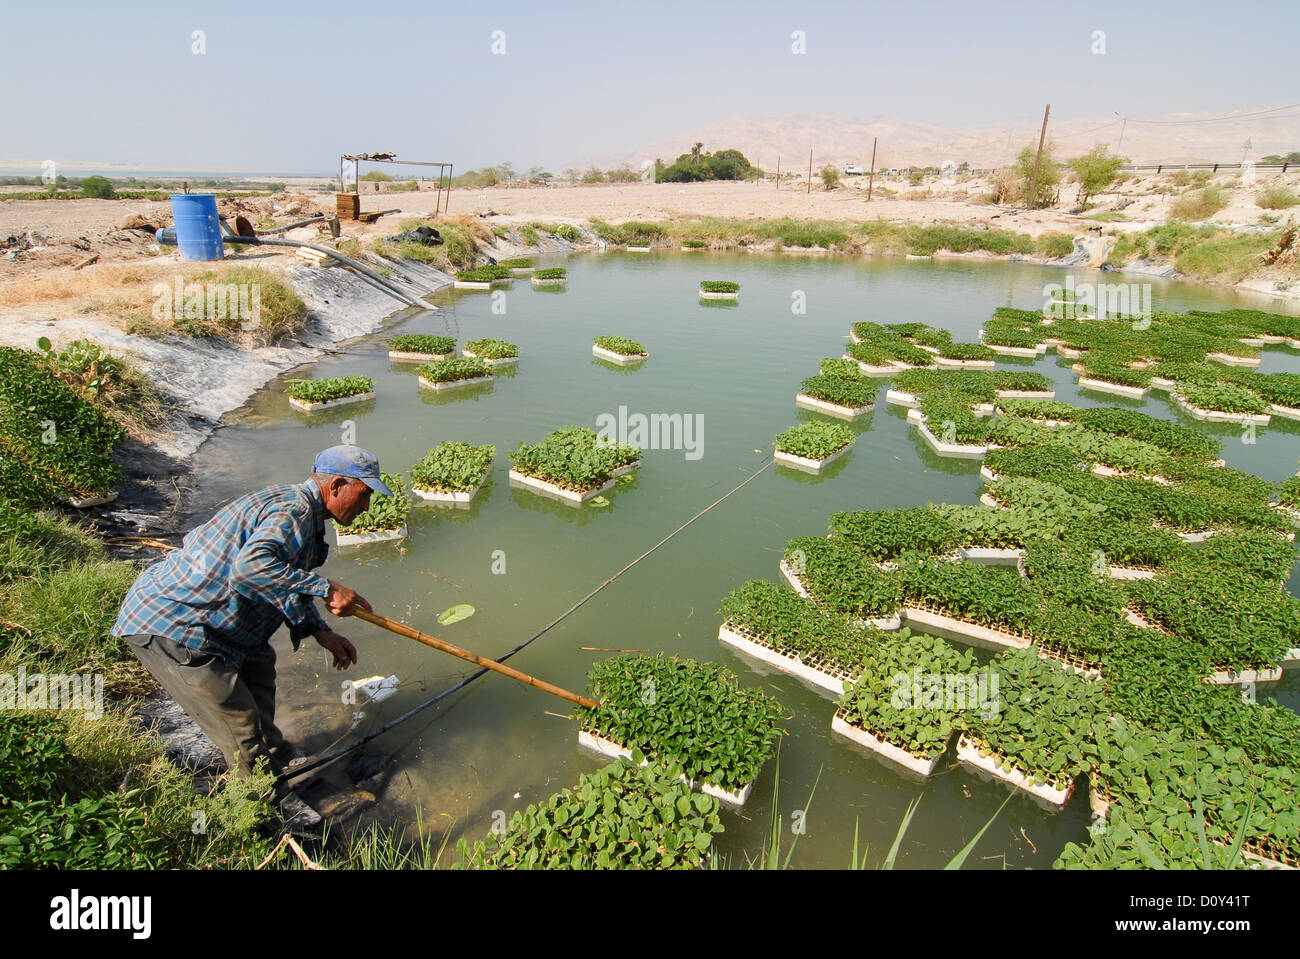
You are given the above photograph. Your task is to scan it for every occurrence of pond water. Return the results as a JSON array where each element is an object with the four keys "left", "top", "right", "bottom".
[{"left": 187, "top": 252, "right": 1300, "bottom": 868}]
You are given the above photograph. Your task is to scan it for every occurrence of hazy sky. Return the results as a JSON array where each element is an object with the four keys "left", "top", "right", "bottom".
[{"left": 2, "top": 0, "right": 1297, "bottom": 174}]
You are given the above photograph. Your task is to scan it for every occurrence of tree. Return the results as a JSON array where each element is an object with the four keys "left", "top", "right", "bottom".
[
  {"left": 359, "top": 170, "right": 393, "bottom": 181},
  {"left": 581, "top": 167, "right": 606, "bottom": 184},
  {"left": 819, "top": 164, "right": 841, "bottom": 190},
  {"left": 561, "top": 168, "right": 580, "bottom": 184},
  {"left": 1067, "top": 145, "right": 1128, "bottom": 209},
  {"left": 1014, "top": 141, "right": 1062, "bottom": 209},
  {"left": 80, "top": 176, "right": 115, "bottom": 199}
]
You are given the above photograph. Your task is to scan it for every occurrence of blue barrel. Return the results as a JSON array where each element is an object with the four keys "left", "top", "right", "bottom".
[{"left": 169, "top": 194, "right": 224, "bottom": 260}]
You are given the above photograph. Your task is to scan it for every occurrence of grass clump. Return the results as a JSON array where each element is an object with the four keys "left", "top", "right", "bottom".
[
  {"left": 1171, "top": 184, "right": 1229, "bottom": 220},
  {"left": 1255, "top": 183, "right": 1298, "bottom": 209},
  {"left": 700, "top": 280, "right": 739, "bottom": 293}
]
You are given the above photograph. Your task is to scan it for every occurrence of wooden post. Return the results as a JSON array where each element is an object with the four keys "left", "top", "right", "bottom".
[
  {"left": 443, "top": 164, "right": 453, "bottom": 213},
  {"left": 776, "top": 155, "right": 780, "bottom": 189},
  {"left": 1027, "top": 103, "right": 1051, "bottom": 209},
  {"left": 807, "top": 148, "right": 813, "bottom": 194},
  {"left": 866, "top": 136, "right": 878, "bottom": 202}
]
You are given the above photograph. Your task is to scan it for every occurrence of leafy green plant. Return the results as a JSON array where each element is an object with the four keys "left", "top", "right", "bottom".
[
  {"left": 417, "top": 357, "right": 491, "bottom": 383},
  {"left": 574, "top": 654, "right": 784, "bottom": 791},
  {"left": 699, "top": 280, "right": 740, "bottom": 293},
  {"left": 533, "top": 267, "right": 567, "bottom": 280},
  {"left": 409, "top": 442, "right": 494, "bottom": 493},
  {"left": 284, "top": 376, "right": 374, "bottom": 403},
  {"left": 498, "top": 257, "right": 534, "bottom": 268},
  {"left": 509, "top": 425, "right": 639, "bottom": 491},
  {"left": 774, "top": 421, "right": 854, "bottom": 460},
  {"left": 388, "top": 334, "right": 455, "bottom": 356},
  {"left": 593, "top": 335, "right": 647, "bottom": 357},
  {"left": 344, "top": 471, "right": 409, "bottom": 534},
  {"left": 463, "top": 338, "right": 518, "bottom": 359},
  {"left": 798, "top": 373, "right": 873, "bottom": 409},
  {"left": 457, "top": 265, "right": 511, "bottom": 283},
  {"left": 455, "top": 760, "right": 723, "bottom": 869},
  {"left": 1176, "top": 381, "right": 1268, "bottom": 415},
  {"left": 818, "top": 357, "right": 864, "bottom": 380}
]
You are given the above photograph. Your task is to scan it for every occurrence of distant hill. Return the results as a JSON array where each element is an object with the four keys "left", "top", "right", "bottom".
[{"left": 578, "top": 107, "right": 1300, "bottom": 172}]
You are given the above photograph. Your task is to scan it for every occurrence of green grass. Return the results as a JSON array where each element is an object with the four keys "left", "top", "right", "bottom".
[
  {"left": 1171, "top": 185, "right": 1229, "bottom": 221},
  {"left": 1256, "top": 183, "right": 1299, "bottom": 210},
  {"left": 1087, "top": 212, "right": 1129, "bottom": 222}
]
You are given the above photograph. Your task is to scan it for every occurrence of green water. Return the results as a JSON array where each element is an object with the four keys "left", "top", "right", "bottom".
[{"left": 189, "top": 252, "right": 1300, "bottom": 868}]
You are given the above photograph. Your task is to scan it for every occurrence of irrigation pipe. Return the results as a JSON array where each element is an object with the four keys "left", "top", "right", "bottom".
[{"left": 281, "top": 456, "right": 775, "bottom": 782}]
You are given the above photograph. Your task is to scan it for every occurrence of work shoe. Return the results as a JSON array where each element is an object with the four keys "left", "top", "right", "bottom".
[{"left": 278, "top": 790, "right": 323, "bottom": 837}]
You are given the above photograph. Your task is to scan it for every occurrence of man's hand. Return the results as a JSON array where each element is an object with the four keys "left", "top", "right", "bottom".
[
  {"left": 315, "top": 629, "right": 358, "bottom": 670},
  {"left": 325, "top": 580, "right": 372, "bottom": 617}
]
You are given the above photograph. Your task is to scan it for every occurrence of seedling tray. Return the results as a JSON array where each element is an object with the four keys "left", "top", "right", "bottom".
[
  {"left": 958, "top": 546, "right": 1025, "bottom": 566},
  {"left": 1077, "top": 376, "right": 1149, "bottom": 399},
  {"left": 389, "top": 350, "right": 453, "bottom": 363},
  {"left": 336, "top": 524, "right": 407, "bottom": 547},
  {"left": 933, "top": 356, "right": 995, "bottom": 370},
  {"left": 531, "top": 276, "right": 566, "bottom": 286},
  {"left": 1035, "top": 642, "right": 1102, "bottom": 680},
  {"left": 699, "top": 290, "right": 739, "bottom": 300},
  {"left": 903, "top": 606, "right": 1032, "bottom": 652},
  {"left": 509, "top": 469, "right": 614, "bottom": 504},
  {"left": 1171, "top": 393, "right": 1270, "bottom": 425},
  {"left": 779, "top": 559, "right": 901, "bottom": 630},
  {"left": 453, "top": 280, "right": 492, "bottom": 290},
  {"left": 995, "top": 389, "right": 1055, "bottom": 400},
  {"left": 411, "top": 466, "right": 491, "bottom": 505},
  {"left": 843, "top": 353, "right": 907, "bottom": 377},
  {"left": 288, "top": 391, "right": 376, "bottom": 413},
  {"left": 831, "top": 711, "right": 945, "bottom": 777},
  {"left": 911, "top": 415, "right": 988, "bottom": 458},
  {"left": 460, "top": 350, "right": 518, "bottom": 367},
  {"left": 1106, "top": 566, "right": 1158, "bottom": 581},
  {"left": 956, "top": 734, "right": 1074, "bottom": 809},
  {"left": 592, "top": 344, "right": 649, "bottom": 365},
  {"left": 577, "top": 729, "right": 753, "bottom": 806},
  {"left": 418, "top": 374, "right": 494, "bottom": 392},
  {"left": 983, "top": 342, "right": 1045, "bottom": 358},
  {"left": 774, "top": 443, "right": 853, "bottom": 473},
  {"left": 1205, "top": 666, "right": 1283, "bottom": 686},
  {"left": 795, "top": 393, "right": 873, "bottom": 420},
  {"left": 1206, "top": 351, "right": 1262, "bottom": 368},
  {"left": 1269, "top": 403, "right": 1300, "bottom": 421},
  {"left": 718, "top": 622, "right": 853, "bottom": 696}
]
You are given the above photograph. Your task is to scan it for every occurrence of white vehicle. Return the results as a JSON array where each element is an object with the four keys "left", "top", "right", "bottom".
[{"left": 843, "top": 164, "right": 865, "bottom": 175}]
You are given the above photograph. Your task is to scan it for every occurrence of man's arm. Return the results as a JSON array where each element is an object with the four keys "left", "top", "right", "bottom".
[{"left": 229, "top": 504, "right": 332, "bottom": 628}]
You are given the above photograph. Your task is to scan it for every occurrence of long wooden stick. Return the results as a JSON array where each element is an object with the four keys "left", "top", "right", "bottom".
[{"left": 350, "top": 608, "right": 599, "bottom": 709}]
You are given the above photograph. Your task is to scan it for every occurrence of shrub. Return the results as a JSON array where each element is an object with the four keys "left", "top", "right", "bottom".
[
  {"left": 79, "top": 176, "right": 115, "bottom": 199},
  {"left": 1036, "top": 233, "right": 1075, "bottom": 258},
  {"left": 1067, "top": 146, "right": 1127, "bottom": 208},
  {"left": 1255, "top": 183, "right": 1298, "bottom": 209},
  {"left": 1171, "top": 185, "right": 1228, "bottom": 220},
  {"left": 819, "top": 165, "right": 841, "bottom": 190}
]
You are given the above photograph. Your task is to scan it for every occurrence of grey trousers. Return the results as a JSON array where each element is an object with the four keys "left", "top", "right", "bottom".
[{"left": 125, "top": 633, "right": 294, "bottom": 787}]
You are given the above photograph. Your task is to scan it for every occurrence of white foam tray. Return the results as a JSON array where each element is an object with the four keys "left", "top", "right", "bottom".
[
  {"left": 460, "top": 350, "right": 518, "bottom": 367},
  {"left": 843, "top": 353, "right": 906, "bottom": 377},
  {"left": 1171, "top": 394, "right": 1270, "bottom": 425},
  {"left": 1206, "top": 351, "right": 1262, "bottom": 368},
  {"left": 983, "top": 342, "right": 1045, "bottom": 358},
  {"left": 389, "top": 349, "right": 454, "bottom": 363},
  {"left": 1270, "top": 403, "right": 1300, "bottom": 421},
  {"left": 418, "top": 374, "right": 494, "bottom": 392},
  {"left": 626, "top": 246, "right": 651, "bottom": 252},
  {"left": 795, "top": 393, "right": 873, "bottom": 420},
  {"left": 956, "top": 734, "right": 1073, "bottom": 809},
  {"left": 411, "top": 466, "right": 491, "bottom": 505},
  {"left": 1206, "top": 666, "right": 1283, "bottom": 686},
  {"left": 1077, "top": 376, "right": 1149, "bottom": 399},
  {"left": 1107, "top": 566, "right": 1158, "bottom": 581},
  {"left": 779, "top": 559, "right": 901, "bottom": 630},
  {"left": 912, "top": 416, "right": 988, "bottom": 458},
  {"left": 831, "top": 714, "right": 944, "bottom": 777},
  {"left": 958, "top": 546, "right": 1025, "bottom": 566},
  {"left": 979, "top": 465, "right": 1001, "bottom": 483},
  {"left": 453, "top": 280, "right": 492, "bottom": 290},
  {"left": 885, "top": 388, "right": 919, "bottom": 409},
  {"left": 933, "top": 356, "right": 995, "bottom": 370},
  {"left": 996, "top": 389, "right": 1056, "bottom": 400},
  {"left": 531, "top": 276, "right": 567, "bottom": 286},
  {"left": 699, "top": 290, "right": 739, "bottom": 299},
  {"left": 592, "top": 344, "right": 649, "bottom": 365},
  {"left": 718, "top": 623, "right": 848, "bottom": 696},
  {"left": 509, "top": 469, "right": 614, "bottom": 504},
  {"left": 903, "top": 607, "right": 1031, "bottom": 652},
  {"left": 774, "top": 443, "right": 853, "bottom": 473},
  {"left": 288, "top": 390, "right": 376, "bottom": 413},
  {"left": 336, "top": 524, "right": 407, "bottom": 547}
]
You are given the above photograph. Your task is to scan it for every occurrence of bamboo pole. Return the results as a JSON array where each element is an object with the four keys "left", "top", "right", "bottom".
[{"left": 350, "top": 608, "right": 599, "bottom": 708}]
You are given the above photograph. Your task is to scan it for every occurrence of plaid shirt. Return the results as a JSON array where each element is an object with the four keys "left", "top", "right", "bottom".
[{"left": 113, "top": 480, "right": 333, "bottom": 667}]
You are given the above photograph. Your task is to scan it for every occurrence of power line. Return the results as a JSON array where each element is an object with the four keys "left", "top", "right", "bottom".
[{"left": 1122, "top": 102, "right": 1300, "bottom": 126}]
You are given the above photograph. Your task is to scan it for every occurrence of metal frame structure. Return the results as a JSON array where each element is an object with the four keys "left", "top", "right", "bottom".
[{"left": 339, "top": 153, "right": 454, "bottom": 214}]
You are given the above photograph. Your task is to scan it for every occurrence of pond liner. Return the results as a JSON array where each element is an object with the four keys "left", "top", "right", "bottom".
[
  {"left": 418, "top": 374, "right": 494, "bottom": 392},
  {"left": 592, "top": 344, "right": 649, "bottom": 365},
  {"left": 774, "top": 443, "right": 853, "bottom": 473},
  {"left": 336, "top": 524, "right": 407, "bottom": 547},
  {"left": 288, "top": 390, "right": 377, "bottom": 413},
  {"left": 795, "top": 393, "right": 873, "bottom": 420},
  {"left": 717, "top": 622, "right": 853, "bottom": 696},
  {"left": 576, "top": 729, "right": 753, "bottom": 806},
  {"left": 956, "top": 734, "right": 1074, "bottom": 810},
  {"left": 831, "top": 711, "right": 946, "bottom": 777}
]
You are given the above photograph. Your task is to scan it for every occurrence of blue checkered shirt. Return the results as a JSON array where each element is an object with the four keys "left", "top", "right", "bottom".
[{"left": 113, "top": 480, "right": 332, "bottom": 667}]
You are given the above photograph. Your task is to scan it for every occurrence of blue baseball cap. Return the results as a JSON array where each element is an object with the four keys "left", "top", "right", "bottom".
[{"left": 313, "top": 445, "right": 392, "bottom": 495}]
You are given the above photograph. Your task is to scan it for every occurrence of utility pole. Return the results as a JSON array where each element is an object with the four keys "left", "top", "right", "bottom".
[
  {"left": 1114, "top": 112, "right": 1127, "bottom": 156},
  {"left": 807, "top": 148, "right": 813, "bottom": 195},
  {"left": 776, "top": 155, "right": 780, "bottom": 189},
  {"left": 1028, "top": 103, "right": 1051, "bottom": 210},
  {"left": 866, "top": 136, "right": 878, "bottom": 202}
]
